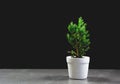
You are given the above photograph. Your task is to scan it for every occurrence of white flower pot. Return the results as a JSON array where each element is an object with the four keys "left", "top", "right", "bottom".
[{"left": 66, "top": 56, "right": 90, "bottom": 79}]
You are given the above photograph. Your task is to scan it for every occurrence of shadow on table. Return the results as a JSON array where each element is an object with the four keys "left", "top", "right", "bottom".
[
  {"left": 88, "top": 76, "right": 110, "bottom": 82},
  {"left": 42, "top": 75, "right": 69, "bottom": 81}
]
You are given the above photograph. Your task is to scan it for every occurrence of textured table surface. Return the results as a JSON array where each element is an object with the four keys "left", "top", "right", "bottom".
[{"left": 0, "top": 69, "right": 120, "bottom": 84}]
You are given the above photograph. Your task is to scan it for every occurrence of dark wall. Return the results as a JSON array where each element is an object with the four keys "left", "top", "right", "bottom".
[{"left": 1, "top": 1, "right": 120, "bottom": 69}]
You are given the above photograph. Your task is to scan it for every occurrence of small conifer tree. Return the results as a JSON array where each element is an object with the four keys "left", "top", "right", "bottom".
[{"left": 67, "top": 17, "right": 91, "bottom": 58}]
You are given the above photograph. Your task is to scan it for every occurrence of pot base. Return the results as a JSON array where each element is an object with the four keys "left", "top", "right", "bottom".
[{"left": 69, "top": 77, "right": 87, "bottom": 80}]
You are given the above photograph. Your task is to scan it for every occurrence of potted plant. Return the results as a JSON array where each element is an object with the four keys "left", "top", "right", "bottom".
[{"left": 66, "top": 17, "right": 91, "bottom": 79}]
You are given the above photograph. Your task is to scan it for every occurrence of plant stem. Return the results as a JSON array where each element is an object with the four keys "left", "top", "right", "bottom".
[{"left": 76, "top": 45, "right": 79, "bottom": 57}]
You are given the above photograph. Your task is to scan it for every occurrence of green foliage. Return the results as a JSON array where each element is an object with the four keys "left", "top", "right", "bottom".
[{"left": 67, "top": 17, "right": 91, "bottom": 58}]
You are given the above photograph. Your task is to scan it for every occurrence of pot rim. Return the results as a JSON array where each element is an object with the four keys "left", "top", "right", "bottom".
[
  {"left": 66, "top": 56, "right": 90, "bottom": 63},
  {"left": 66, "top": 56, "right": 90, "bottom": 59}
]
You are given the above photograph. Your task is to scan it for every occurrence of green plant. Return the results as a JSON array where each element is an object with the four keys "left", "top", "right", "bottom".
[{"left": 67, "top": 17, "right": 91, "bottom": 58}]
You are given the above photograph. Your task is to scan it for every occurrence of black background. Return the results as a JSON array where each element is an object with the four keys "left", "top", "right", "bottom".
[{"left": 1, "top": 1, "right": 120, "bottom": 69}]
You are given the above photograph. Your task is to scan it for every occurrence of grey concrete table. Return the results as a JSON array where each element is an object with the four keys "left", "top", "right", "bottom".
[{"left": 0, "top": 69, "right": 120, "bottom": 84}]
